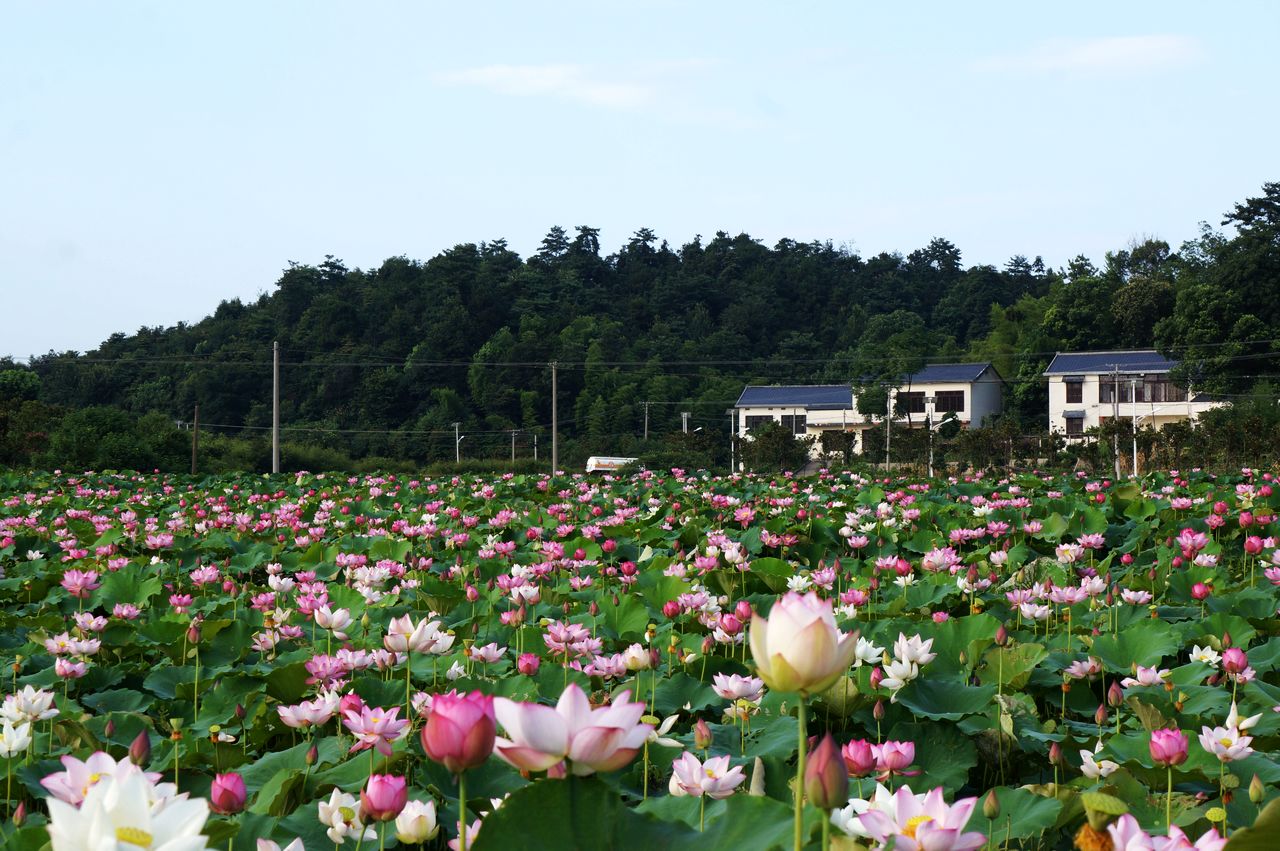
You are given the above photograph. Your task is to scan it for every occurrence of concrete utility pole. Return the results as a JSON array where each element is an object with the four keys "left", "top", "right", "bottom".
[
  {"left": 453, "top": 422, "right": 462, "bottom": 463},
  {"left": 550, "top": 362, "right": 559, "bottom": 473},
  {"left": 725, "top": 408, "right": 735, "bottom": 473},
  {"left": 925, "top": 395, "right": 936, "bottom": 478},
  {"left": 191, "top": 404, "right": 199, "bottom": 475},
  {"left": 510, "top": 429, "right": 517, "bottom": 463},
  {"left": 1131, "top": 375, "right": 1141, "bottom": 477},
  {"left": 272, "top": 341, "right": 280, "bottom": 474},
  {"left": 681, "top": 411, "right": 690, "bottom": 433},
  {"left": 1112, "top": 364, "right": 1120, "bottom": 479},
  {"left": 643, "top": 401, "right": 650, "bottom": 440},
  {"left": 533, "top": 432, "right": 538, "bottom": 461},
  {"left": 883, "top": 385, "right": 893, "bottom": 472}
]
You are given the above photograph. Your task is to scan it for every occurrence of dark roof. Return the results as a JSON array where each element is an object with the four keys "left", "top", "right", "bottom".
[
  {"left": 734, "top": 385, "right": 853, "bottom": 410},
  {"left": 906, "top": 363, "right": 1000, "bottom": 384},
  {"left": 1044, "top": 350, "right": 1177, "bottom": 375}
]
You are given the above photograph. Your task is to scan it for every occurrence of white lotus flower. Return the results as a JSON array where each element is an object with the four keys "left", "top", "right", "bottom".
[
  {"left": 0, "top": 720, "right": 32, "bottom": 758},
  {"left": 47, "top": 770, "right": 209, "bottom": 851},
  {"left": 1079, "top": 741, "right": 1119, "bottom": 779}
]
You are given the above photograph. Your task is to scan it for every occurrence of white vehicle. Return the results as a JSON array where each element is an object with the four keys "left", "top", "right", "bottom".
[{"left": 586, "top": 456, "right": 637, "bottom": 473}]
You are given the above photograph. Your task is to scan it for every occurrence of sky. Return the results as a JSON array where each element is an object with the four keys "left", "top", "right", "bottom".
[{"left": 2, "top": 1, "right": 1278, "bottom": 358}]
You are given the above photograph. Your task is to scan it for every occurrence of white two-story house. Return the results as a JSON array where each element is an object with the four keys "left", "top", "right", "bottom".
[
  {"left": 733, "top": 363, "right": 1004, "bottom": 457},
  {"left": 1043, "top": 349, "right": 1222, "bottom": 439}
]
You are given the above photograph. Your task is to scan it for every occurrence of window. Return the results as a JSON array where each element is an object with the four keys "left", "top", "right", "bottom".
[
  {"left": 1065, "top": 380, "right": 1082, "bottom": 404},
  {"left": 1098, "top": 374, "right": 1189, "bottom": 404},
  {"left": 935, "top": 390, "right": 964, "bottom": 413},
  {"left": 780, "top": 414, "right": 807, "bottom": 434},
  {"left": 896, "top": 392, "right": 925, "bottom": 414},
  {"left": 744, "top": 415, "right": 773, "bottom": 432},
  {"left": 1065, "top": 416, "right": 1084, "bottom": 436}
]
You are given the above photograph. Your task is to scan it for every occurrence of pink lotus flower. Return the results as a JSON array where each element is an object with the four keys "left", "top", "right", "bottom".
[
  {"left": 54, "top": 658, "right": 87, "bottom": 679},
  {"left": 39, "top": 753, "right": 164, "bottom": 805},
  {"left": 711, "top": 673, "right": 765, "bottom": 703},
  {"left": 858, "top": 784, "right": 986, "bottom": 851},
  {"left": 668, "top": 752, "right": 746, "bottom": 799},
  {"left": 873, "top": 740, "right": 919, "bottom": 780},
  {"left": 748, "top": 592, "right": 858, "bottom": 696},
  {"left": 842, "top": 739, "right": 876, "bottom": 777},
  {"left": 210, "top": 772, "right": 246, "bottom": 815},
  {"left": 420, "top": 690, "right": 496, "bottom": 774},
  {"left": 342, "top": 705, "right": 410, "bottom": 757},
  {"left": 493, "top": 682, "right": 652, "bottom": 775},
  {"left": 361, "top": 774, "right": 408, "bottom": 822},
  {"left": 1149, "top": 729, "right": 1189, "bottom": 767},
  {"left": 60, "top": 569, "right": 100, "bottom": 599},
  {"left": 1121, "top": 666, "right": 1171, "bottom": 689},
  {"left": 1106, "top": 813, "right": 1226, "bottom": 851}
]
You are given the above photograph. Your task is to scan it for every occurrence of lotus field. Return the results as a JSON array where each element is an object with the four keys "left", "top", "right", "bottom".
[{"left": 5, "top": 467, "right": 1280, "bottom": 850}]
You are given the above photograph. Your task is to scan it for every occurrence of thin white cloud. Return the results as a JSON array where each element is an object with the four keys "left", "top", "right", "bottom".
[
  {"left": 433, "top": 64, "right": 655, "bottom": 109},
  {"left": 975, "top": 35, "right": 1203, "bottom": 74}
]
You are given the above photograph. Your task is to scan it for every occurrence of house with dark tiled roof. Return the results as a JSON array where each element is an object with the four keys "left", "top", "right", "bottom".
[
  {"left": 733, "top": 363, "right": 1003, "bottom": 457},
  {"left": 1043, "top": 349, "right": 1222, "bottom": 439}
]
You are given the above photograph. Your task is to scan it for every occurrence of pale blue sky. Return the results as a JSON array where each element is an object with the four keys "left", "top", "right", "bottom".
[{"left": 3, "top": 1, "right": 1277, "bottom": 357}]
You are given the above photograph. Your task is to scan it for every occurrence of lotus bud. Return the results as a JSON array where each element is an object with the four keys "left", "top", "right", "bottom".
[
  {"left": 694, "top": 718, "right": 712, "bottom": 751},
  {"left": 983, "top": 788, "right": 1000, "bottom": 820},
  {"left": 994, "top": 625, "right": 1009, "bottom": 647},
  {"left": 873, "top": 698, "right": 885, "bottom": 721},
  {"left": 589, "top": 601, "right": 599, "bottom": 618},
  {"left": 1222, "top": 631, "right": 1233, "bottom": 649},
  {"left": 701, "top": 636, "right": 714, "bottom": 655},
  {"left": 361, "top": 612, "right": 371, "bottom": 630},
  {"left": 306, "top": 743, "right": 319, "bottom": 766},
  {"left": 1049, "top": 742, "right": 1063, "bottom": 766},
  {"left": 104, "top": 719, "right": 116, "bottom": 738},
  {"left": 465, "top": 584, "right": 479, "bottom": 603},
  {"left": 235, "top": 703, "right": 246, "bottom": 720},
  {"left": 870, "top": 667, "right": 884, "bottom": 690},
  {"left": 186, "top": 622, "right": 201, "bottom": 644},
  {"left": 662, "top": 601, "right": 681, "bottom": 619},
  {"left": 129, "top": 730, "right": 151, "bottom": 766},
  {"left": 1095, "top": 704, "right": 1108, "bottom": 726},
  {"left": 735, "top": 600, "right": 753, "bottom": 621},
  {"left": 1250, "top": 773, "right": 1265, "bottom": 804},
  {"left": 1107, "top": 681, "right": 1124, "bottom": 708},
  {"left": 13, "top": 801, "right": 26, "bottom": 826},
  {"left": 803, "top": 734, "right": 848, "bottom": 811}
]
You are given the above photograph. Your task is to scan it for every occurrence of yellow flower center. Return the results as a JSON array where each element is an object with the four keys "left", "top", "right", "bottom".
[
  {"left": 904, "top": 815, "right": 933, "bottom": 839},
  {"left": 1220, "top": 737, "right": 1234, "bottom": 748},
  {"left": 115, "top": 826, "right": 153, "bottom": 847}
]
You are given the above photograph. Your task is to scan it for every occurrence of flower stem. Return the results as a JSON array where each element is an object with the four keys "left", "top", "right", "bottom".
[
  {"left": 821, "top": 812, "right": 831, "bottom": 851},
  {"left": 459, "top": 770, "right": 469, "bottom": 851},
  {"left": 1166, "top": 764, "right": 1173, "bottom": 833},
  {"left": 699, "top": 794, "right": 706, "bottom": 832},
  {"left": 794, "top": 697, "right": 807, "bottom": 851}
]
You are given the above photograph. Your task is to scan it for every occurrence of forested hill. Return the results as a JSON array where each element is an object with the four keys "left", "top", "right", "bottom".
[{"left": 4, "top": 183, "right": 1280, "bottom": 466}]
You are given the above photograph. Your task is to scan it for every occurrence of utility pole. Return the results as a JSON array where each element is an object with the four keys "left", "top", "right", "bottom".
[
  {"left": 191, "top": 404, "right": 199, "bottom": 475},
  {"left": 1131, "top": 375, "right": 1141, "bottom": 477},
  {"left": 883, "top": 385, "right": 893, "bottom": 472},
  {"left": 453, "top": 422, "right": 462, "bottom": 463},
  {"left": 925, "top": 395, "right": 935, "bottom": 478},
  {"left": 643, "top": 401, "right": 650, "bottom": 441},
  {"left": 1111, "top": 363, "right": 1120, "bottom": 479},
  {"left": 681, "top": 411, "right": 690, "bottom": 434},
  {"left": 271, "top": 341, "right": 280, "bottom": 474},
  {"left": 550, "top": 362, "right": 558, "bottom": 473},
  {"left": 510, "top": 429, "right": 517, "bottom": 463},
  {"left": 725, "top": 408, "right": 735, "bottom": 474},
  {"left": 533, "top": 432, "right": 538, "bottom": 461}
]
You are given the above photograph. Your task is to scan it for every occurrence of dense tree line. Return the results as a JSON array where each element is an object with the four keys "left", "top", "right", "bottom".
[{"left": 2, "top": 183, "right": 1278, "bottom": 471}]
